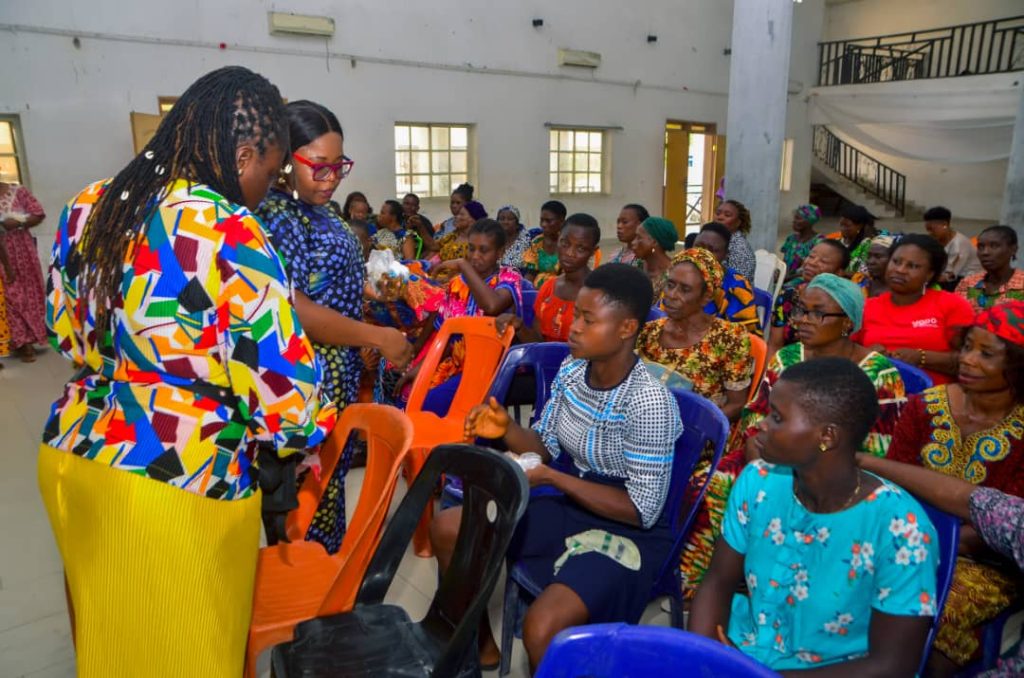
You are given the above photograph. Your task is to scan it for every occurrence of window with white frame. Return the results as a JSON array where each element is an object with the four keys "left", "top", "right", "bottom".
[
  {"left": 549, "top": 128, "right": 605, "bottom": 194},
  {"left": 0, "top": 116, "right": 28, "bottom": 186},
  {"left": 394, "top": 123, "right": 471, "bottom": 198}
]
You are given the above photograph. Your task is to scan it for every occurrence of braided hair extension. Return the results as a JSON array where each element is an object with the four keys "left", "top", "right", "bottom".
[{"left": 78, "top": 65, "right": 288, "bottom": 328}]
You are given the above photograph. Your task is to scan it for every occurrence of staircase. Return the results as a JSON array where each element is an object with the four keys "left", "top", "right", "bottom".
[{"left": 810, "top": 126, "right": 925, "bottom": 221}]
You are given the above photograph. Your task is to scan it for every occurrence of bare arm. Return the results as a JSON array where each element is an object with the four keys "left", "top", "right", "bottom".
[
  {"left": 455, "top": 260, "right": 514, "bottom": 316},
  {"left": 495, "top": 313, "right": 543, "bottom": 344},
  {"left": 856, "top": 454, "right": 973, "bottom": 520},
  {"left": 292, "top": 290, "right": 412, "bottom": 367},
  {"left": 689, "top": 540, "right": 746, "bottom": 640},
  {"left": 767, "top": 325, "right": 786, "bottom": 361},
  {"left": 531, "top": 465, "right": 643, "bottom": 526},
  {"left": 722, "top": 388, "right": 747, "bottom": 423}
]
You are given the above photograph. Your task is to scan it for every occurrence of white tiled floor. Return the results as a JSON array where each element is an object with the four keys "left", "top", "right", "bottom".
[{"left": 0, "top": 348, "right": 674, "bottom": 677}]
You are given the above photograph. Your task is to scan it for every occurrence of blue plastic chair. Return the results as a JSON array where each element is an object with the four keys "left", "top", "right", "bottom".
[
  {"left": 646, "top": 306, "right": 666, "bottom": 323},
  {"left": 498, "top": 388, "right": 731, "bottom": 675},
  {"left": 535, "top": 623, "right": 781, "bottom": 678},
  {"left": 888, "top": 358, "right": 934, "bottom": 395},
  {"left": 521, "top": 288, "right": 538, "bottom": 328},
  {"left": 918, "top": 500, "right": 961, "bottom": 676},
  {"left": 753, "top": 287, "right": 773, "bottom": 333}
]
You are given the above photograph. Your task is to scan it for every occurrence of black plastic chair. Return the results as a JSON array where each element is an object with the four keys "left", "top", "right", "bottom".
[{"left": 271, "top": 444, "right": 530, "bottom": 678}]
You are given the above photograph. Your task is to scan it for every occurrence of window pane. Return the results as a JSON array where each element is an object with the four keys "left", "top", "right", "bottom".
[
  {"left": 549, "top": 152, "right": 558, "bottom": 172},
  {"left": 410, "top": 126, "right": 429, "bottom": 150},
  {"left": 575, "top": 131, "right": 589, "bottom": 151},
  {"left": 450, "top": 127, "right": 468, "bottom": 149},
  {"left": 558, "top": 153, "right": 573, "bottom": 172},
  {"left": 549, "top": 130, "right": 558, "bottom": 151},
  {"left": 395, "top": 175, "right": 411, "bottom": 195},
  {"left": 396, "top": 152, "right": 410, "bottom": 174},
  {"left": 550, "top": 172, "right": 559, "bottom": 192},
  {"left": 411, "top": 174, "right": 431, "bottom": 194},
  {"left": 430, "top": 126, "right": 450, "bottom": 150},
  {"left": 589, "top": 174, "right": 602, "bottom": 192},
  {"left": 411, "top": 151, "right": 430, "bottom": 173},
  {"left": 431, "top": 174, "right": 451, "bottom": 197},
  {"left": 589, "top": 153, "right": 602, "bottom": 172},
  {"left": 0, "top": 156, "right": 21, "bottom": 184},
  {"left": 431, "top": 152, "right": 450, "bottom": 173},
  {"left": 450, "top": 173, "right": 467, "bottom": 187},
  {"left": 558, "top": 173, "right": 573, "bottom": 193},
  {"left": 574, "top": 152, "right": 589, "bottom": 171},
  {"left": 590, "top": 132, "right": 602, "bottom": 152},
  {"left": 450, "top": 151, "right": 467, "bottom": 173},
  {"left": 394, "top": 125, "right": 410, "bottom": 150},
  {"left": 574, "top": 174, "right": 590, "bottom": 192},
  {"left": 0, "top": 123, "right": 14, "bottom": 154},
  {"left": 558, "top": 131, "right": 572, "bottom": 150}
]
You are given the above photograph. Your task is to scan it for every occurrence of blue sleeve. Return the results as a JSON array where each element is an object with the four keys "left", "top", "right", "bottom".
[
  {"left": 258, "top": 204, "right": 311, "bottom": 295},
  {"left": 722, "top": 462, "right": 762, "bottom": 555},
  {"left": 871, "top": 492, "right": 939, "bottom": 617}
]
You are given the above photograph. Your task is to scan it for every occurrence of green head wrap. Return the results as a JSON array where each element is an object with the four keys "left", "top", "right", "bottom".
[
  {"left": 640, "top": 217, "right": 678, "bottom": 252},
  {"left": 805, "top": 273, "right": 864, "bottom": 332}
]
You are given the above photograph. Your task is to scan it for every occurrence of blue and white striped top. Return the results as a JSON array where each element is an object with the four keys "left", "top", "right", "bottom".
[{"left": 533, "top": 358, "right": 683, "bottom": 528}]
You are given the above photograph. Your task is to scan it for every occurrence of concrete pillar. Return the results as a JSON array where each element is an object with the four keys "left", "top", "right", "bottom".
[
  {"left": 724, "top": 0, "right": 795, "bottom": 252},
  {"left": 1001, "top": 83, "right": 1024, "bottom": 237}
]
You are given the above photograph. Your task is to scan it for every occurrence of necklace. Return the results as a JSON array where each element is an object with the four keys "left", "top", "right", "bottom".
[{"left": 796, "top": 471, "right": 862, "bottom": 513}]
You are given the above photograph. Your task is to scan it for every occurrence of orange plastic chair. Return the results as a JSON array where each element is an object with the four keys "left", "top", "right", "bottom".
[
  {"left": 404, "top": 316, "right": 514, "bottom": 556},
  {"left": 243, "top": 404, "right": 414, "bottom": 678},
  {"left": 747, "top": 333, "right": 768, "bottom": 402}
]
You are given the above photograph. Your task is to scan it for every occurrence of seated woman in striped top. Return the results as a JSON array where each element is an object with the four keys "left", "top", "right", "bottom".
[{"left": 431, "top": 263, "right": 683, "bottom": 673}]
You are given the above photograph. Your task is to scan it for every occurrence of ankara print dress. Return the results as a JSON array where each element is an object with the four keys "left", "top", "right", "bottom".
[{"left": 257, "top": 189, "right": 366, "bottom": 554}]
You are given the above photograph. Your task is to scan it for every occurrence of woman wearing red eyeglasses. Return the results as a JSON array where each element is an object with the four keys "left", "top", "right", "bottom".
[{"left": 255, "top": 100, "right": 412, "bottom": 554}]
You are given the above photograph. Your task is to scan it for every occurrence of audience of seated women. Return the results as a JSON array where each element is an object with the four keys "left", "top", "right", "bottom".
[
  {"left": 522, "top": 200, "right": 568, "bottom": 286},
  {"left": 679, "top": 274, "right": 906, "bottom": 599},
  {"left": 856, "top": 234, "right": 974, "bottom": 385},
  {"left": 779, "top": 204, "right": 824, "bottom": 284},
  {"left": 884, "top": 301, "right": 1024, "bottom": 676},
  {"left": 498, "top": 213, "right": 600, "bottom": 343},
  {"left": 384, "top": 218, "right": 522, "bottom": 403},
  {"left": 838, "top": 204, "right": 880, "bottom": 276},
  {"left": 693, "top": 222, "right": 760, "bottom": 336},
  {"left": 431, "top": 263, "right": 683, "bottom": 672},
  {"left": 863, "top": 234, "right": 894, "bottom": 298},
  {"left": 608, "top": 203, "right": 649, "bottom": 266},
  {"left": 768, "top": 239, "right": 852, "bottom": 356},
  {"left": 632, "top": 216, "right": 678, "bottom": 299},
  {"left": 435, "top": 182, "right": 474, "bottom": 237},
  {"left": 691, "top": 358, "right": 938, "bottom": 677},
  {"left": 435, "top": 200, "right": 487, "bottom": 263},
  {"left": 955, "top": 224, "right": 1024, "bottom": 312},
  {"left": 637, "top": 247, "right": 753, "bottom": 422},
  {"left": 372, "top": 199, "right": 409, "bottom": 258},
  {"left": 497, "top": 204, "right": 533, "bottom": 271},
  {"left": 714, "top": 199, "right": 756, "bottom": 281}
]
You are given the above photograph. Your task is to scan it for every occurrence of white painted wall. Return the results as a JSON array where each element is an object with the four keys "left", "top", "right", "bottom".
[
  {"left": 0, "top": 0, "right": 735, "bottom": 263},
  {"left": 823, "top": 0, "right": 1023, "bottom": 41}
]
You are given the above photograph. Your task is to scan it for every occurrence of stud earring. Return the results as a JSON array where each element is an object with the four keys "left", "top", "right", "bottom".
[
  {"left": 237, "top": 167, "right": 244, "bottom": 176},
  {"left": 819, "top": 442, "right": 828, "bottom": 453},
  {"left": 292, "top": 189, "right": 299, "bottom": 200}
]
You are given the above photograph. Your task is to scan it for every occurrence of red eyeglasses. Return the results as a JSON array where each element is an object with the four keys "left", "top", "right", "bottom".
[{"left": 292, "top": 152, "right": 354, "bottom": 181}]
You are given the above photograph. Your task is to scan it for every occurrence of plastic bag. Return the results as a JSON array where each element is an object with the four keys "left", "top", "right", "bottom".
[{"left": 366, "top": 249, "right": 410, "bottom": 299}]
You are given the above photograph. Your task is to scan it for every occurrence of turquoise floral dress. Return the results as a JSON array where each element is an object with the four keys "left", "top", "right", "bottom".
[{"left": 723, "top": 461, "right": 939, "bottom": 671}]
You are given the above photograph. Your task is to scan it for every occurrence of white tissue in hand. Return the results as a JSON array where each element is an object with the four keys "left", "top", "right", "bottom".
[{"left": 505, "top": 452, "right": 542, "bottom": 471}]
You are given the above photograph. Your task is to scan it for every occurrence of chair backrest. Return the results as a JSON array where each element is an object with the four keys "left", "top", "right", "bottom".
[
  {"left": 356, "top": 444, "right": 529, "bottom": 676},
  {"left": 753, "top": 287, "right": 773, "bottom": 333},
  {"left": 487, "top": 342, "right": 571, "bottom": 423},
  {"left": 754, "top": 249, "right": 787, "bottom": 301},
  {"left": 405, "top": 316, "right": 514, "bottom": 423},
  {"left": 536, "top": 623, "right": 781, "bottom": 677},
  {"left": 521, "top": 288, "right": 538, "bottom": 328},
  {"left": 650, "top": 389, "right": 731, "bottom": 596},
  {"left": 647, "top": 306, "right": 666, "bottom": 323},
  {"left": 888, "top": 358, "right": 933, "bottom": 395},
  {"left": 917, "top": 500, "right": 961, "bottom": 677},
  {"left": 747, "top": 333, "right": 768, "bottom": 401}
]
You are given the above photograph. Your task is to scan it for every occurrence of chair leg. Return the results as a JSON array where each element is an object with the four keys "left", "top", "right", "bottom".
[
  {"left": 499, "top": 573, "right": 520, "bottom": 677},
  {"left": 243, "top": 643, "right": 258, "bottom": 678}
]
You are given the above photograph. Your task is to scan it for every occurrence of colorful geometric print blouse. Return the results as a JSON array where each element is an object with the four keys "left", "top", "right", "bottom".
[
  {"left": 44, "top": 179, "right": 337, "bottom": 500},
  {"left": 724, "top": 461, "right": 938, "bottom": 671},
  {"left": 955, "top": 269, "right": 1024, "bottom": 313}
]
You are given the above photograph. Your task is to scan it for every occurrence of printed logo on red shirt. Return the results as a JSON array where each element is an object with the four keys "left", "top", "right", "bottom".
[{"left": 912, "top": 318, "right": 939, "bottom": 329}]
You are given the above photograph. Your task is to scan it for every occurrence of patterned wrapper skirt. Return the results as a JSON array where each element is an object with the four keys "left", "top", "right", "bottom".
[{"left": 38, "top": 445, "right": 261, "bottom": 677}]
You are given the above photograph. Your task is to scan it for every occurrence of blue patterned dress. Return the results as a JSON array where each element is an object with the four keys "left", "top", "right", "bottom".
[{"left": 256, "top": 189, "right": 365, "bottom": 553}]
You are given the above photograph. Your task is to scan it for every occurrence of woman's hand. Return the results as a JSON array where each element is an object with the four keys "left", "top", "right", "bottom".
[
  {"left": 886, "top": 347, "right": 919, "bottom": 365},
  {"left": 524, "top": 463, "right": 550, "bottom": 487},
  {"left": 494, "top": 313, "right": 522, "bottom": 338},
  {"left": 2, "top": 218, "right": 20, "bottom": 230},
  {"left": 431, "top": 258, "right": 464, "bottom": 277},
  {"left": 464, "top": 396, "right": 510, "bottom": 440},
  {"left": 376, "top": 327, "right": 413, "bottom": 369},
  {"left": 393, "top": 364, "right": 420, "bottom": 397}
]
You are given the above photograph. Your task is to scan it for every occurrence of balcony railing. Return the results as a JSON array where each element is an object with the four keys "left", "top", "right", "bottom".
[
  {"left": 813, "top": 127, "right": 905, "bottom": 216},
  {"left": 818, "top": 15, "right": 1024, "bottom": 86}
]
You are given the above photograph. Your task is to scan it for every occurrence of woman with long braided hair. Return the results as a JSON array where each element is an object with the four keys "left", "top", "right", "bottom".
[{"left": 40, "top": 66, "right": 336, "bottom": 677}]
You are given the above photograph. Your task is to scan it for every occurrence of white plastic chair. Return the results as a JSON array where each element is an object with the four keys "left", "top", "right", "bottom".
[{"left": 754, "top": 250, "right": 787, "bottom": 302}]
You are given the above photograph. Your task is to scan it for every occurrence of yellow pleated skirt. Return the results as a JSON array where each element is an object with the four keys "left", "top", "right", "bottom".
[{"left": 38, "top": 444, "right": 262, "bottom": 678}]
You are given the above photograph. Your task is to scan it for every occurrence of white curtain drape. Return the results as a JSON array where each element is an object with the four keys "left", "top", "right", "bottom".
[{"left": 808, "top": 72, "right": 1021, "bottom": 163}]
